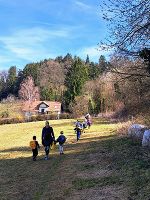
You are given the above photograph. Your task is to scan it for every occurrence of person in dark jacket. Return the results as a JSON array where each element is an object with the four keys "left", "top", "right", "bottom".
[
  {"left": 42, "top": 121, "right": 55, "bottom": 160},
  {"left": 74, "top": 124, "right": 82, "bottom": 141},
  {"left": 55, "top": 131, "right": 67, "bottom": 155},
  {"left": 30, "top": 136, "right": 40, "bottom": 161}
]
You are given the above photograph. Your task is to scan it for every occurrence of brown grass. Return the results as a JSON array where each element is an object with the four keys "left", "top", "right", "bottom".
[{"left": 0, "top": 118, "right": 150, "bottom": 200}]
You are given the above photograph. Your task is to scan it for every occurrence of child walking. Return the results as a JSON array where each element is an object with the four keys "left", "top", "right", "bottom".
[
  {"left": 74, "top": 125, "right": 82, "bottom": 141},
  {"left": 30, "top": 136, "right": 40, "bottom": 161},
  {"left": 56, "top": 131, "right": 66, "bottom": 155}
]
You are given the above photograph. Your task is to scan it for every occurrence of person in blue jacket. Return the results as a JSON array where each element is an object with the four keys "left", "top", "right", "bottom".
[
  {"left": 56, "top": 131, "right": 67, "bottom": 155},
  {"left": 42, "top": 121, "right": 55, "bottom": 160}
]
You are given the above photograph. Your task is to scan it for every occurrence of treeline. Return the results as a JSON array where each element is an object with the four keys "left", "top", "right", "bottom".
[
  {"left": 0, "top": 52, "right": 150, "bottom": 120},
  {"left": 0, "top": 54, "right": 109, "bottom": 111}
]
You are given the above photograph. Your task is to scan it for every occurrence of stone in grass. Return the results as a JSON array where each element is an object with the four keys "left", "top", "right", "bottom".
[
  {"left": 128, "top": 124, "right": 147, "bottom": 143},
  {"left": 142, "top": 130, "right": 150, "bottom": 147}
]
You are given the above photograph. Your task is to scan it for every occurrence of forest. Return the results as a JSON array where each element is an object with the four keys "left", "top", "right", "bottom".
[
  {"left": 0, "top": 0, "right": 150, "bottom": 122},
  {"left": 0, "top": 52, "right": 149, "bottom": 121}
]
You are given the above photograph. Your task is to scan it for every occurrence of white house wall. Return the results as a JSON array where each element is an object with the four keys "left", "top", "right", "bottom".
[{"left": 39, "top": 107, "right": 48, "bottom": 113}]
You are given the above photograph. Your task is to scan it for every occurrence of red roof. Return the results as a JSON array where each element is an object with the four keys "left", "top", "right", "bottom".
[{"left": 22, "top": 101, "right": 61, "bottom": 112}]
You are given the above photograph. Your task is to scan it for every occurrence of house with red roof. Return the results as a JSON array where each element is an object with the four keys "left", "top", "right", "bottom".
[{"left": 22, "top": 100, "right": 62, "bottom": 116}]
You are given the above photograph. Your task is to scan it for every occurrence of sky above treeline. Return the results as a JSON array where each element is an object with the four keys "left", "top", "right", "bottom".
[{"left": 0, "top": 0, "right": 110, "bottom": 70}]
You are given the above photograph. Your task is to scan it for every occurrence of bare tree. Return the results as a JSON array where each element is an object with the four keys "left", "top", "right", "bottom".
[
  {"left": 110, "top": 56, "right": 150, "bottom": 78},
  {"left": 19, "top": 76, "right": 40, "bottom": 101},
  {"left": 39, "top": 60, "right": 65, "bottom": 91},
  {"left": 100, "top": 0, "right": 150, "bottom": 57}
]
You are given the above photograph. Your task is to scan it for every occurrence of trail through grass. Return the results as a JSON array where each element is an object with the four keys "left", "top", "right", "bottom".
[{"left": 0, "top": 118, "right": 150, "bottom": 200}]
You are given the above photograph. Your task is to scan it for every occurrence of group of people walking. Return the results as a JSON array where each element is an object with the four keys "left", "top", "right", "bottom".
[
  {"left": 30, "top": 114, "right": 92, "bottom": 161},
  {"left": 74, "top": 113, "right": 92, "bottom": 141},
  {"left": 30, "top": 121, "right": 66, "bottom": 161}
]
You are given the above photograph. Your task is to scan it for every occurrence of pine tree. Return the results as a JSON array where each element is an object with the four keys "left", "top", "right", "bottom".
[
  {"left": 64, "top": 58, "right": 88, "bottom": 107},
  {"left": 85, "top": 54, "right": 90, "bottom": 64},
  {"left": 23, "top": 63, "right": 40, "bottom": 86},
  {"left": 7, "top": 66, "right": 17, "bottom": 95},
  {"left": 99, "top": 55, "right": 108, "bottom": 73},
  {"left": 88, "top": 99, "right": 95, "bottom": 114},
  {"left": 88, "top": 62, "right": 100, "bottom": 79}
]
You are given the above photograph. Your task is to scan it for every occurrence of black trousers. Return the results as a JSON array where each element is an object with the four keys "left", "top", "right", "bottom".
[{"left": 32, "top": 148, "right": 38, "bottom": 159}]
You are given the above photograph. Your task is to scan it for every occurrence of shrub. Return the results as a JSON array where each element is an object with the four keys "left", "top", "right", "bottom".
[
  {"left": 59, "top": 113, "right": 71, "bottom": 119},
  {"left": 0, "top": 112, "right": 72, "bottom": 125},
  {"left": 0, "top": 111, "right": 9, "bottom": 118},
  {"left": 30, "top": 115, "right": 37, "bottom": 122},
  {"left": 0, "top": 116, "right": 25, "bottom": 125}
]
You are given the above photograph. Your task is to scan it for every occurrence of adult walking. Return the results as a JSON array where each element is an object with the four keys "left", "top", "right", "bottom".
[{"left": 42, "top": 121, "right": 55, "bottom": 160}]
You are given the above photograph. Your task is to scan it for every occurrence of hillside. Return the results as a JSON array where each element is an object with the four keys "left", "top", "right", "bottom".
[
  {"left": 0, "top": 101, "right": 23, "bottom": 119},
  {"left": 0, "top": 118, "right": 150, "bottom": 200}
]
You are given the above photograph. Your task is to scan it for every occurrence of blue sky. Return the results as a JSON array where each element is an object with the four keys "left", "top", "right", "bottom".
[{"left": 0, "top": 0, "right": 110, "bottom": 70}]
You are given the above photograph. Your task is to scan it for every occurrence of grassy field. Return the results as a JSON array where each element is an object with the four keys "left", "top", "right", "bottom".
[{"left": 0, "top": 118, "right": 150, "bottom": 200}]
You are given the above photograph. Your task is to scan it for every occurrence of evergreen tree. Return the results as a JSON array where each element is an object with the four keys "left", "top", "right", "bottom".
[
  {"left": 85, "top": 54, "right": 90, "bottom": 64},
  {"left": 55, "top": 56, "right": 63, "bottom": 63},
  {"left": 93, "top": 91, "right": 101, "bottom": 114},
  {"left": 88, "top": 98, "right": 95, "bottom": 114},
  {"left": 23, "top": 63, "right": 40, "bottom": 86},
  {"left": 14, "top": 70, "right": 24, "bottom": 96},
  {"left": 63, "top": 53, "right": 73, "bottom": 62},
  {"left": 99, "top": 55, "right": 108, "bottom": 73},
  {"left": 88, "top": 62, "right": 100, "bottom": 80},
  {"left": 64, "top": 58, "right": 88, "bottom": 107},
  {"left": 0, "top": 71, "right": 8, "bottom": 99},
  {"left": 40, "top": 87, "right": 55, "bottom": 101},
  {"left": 7, "top": 66, "right": 17, "bottom": 95},
  {"left": 63, "top": 53, "right": 74, "bottom": 75}
]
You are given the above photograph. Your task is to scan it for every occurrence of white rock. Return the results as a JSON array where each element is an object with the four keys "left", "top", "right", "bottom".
[
  {"left": 142, "top": 130, "right": 150, "bottom": 147},
  {"left": 128, "top": 124, "right": 146, "bottom": 142}
]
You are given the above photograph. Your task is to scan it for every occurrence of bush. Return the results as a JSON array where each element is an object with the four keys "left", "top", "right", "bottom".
[
  {"left": 30, "top": 115, "right": 37, "bottom": 122},
  {"left": 0, "top": 116, "right": 25, "bottom": 125},
  {"left": 0, "top": 111, "right": 9, "bottom": 118},
  {"left": 29, "top": 114, "right": 58, "bottom": 122},
  {"left": 0, "top": 112, "right": 72, "bottom": 125},
  {"left": 46, "top": 114, "right": 58, "bottom": 120},
  {"left": 59, "top": 113, "right": 71, "bottom": 119},
  {"left": 69, "top": 96, "right": 89, "bottom": 118}
]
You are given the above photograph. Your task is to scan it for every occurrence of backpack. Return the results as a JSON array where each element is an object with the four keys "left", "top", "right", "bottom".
[
  {"left": 30, "top": 141, "right": 36, "bottom": 149},
  {"left": 59, "top": 135, "right": 66, "bottom": 144}
]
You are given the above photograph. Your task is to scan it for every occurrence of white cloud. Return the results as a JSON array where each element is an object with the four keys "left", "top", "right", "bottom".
[
  {"left": 75, "top": 1, "right": 92, "bottom": 10},
  {"left": 74, "top": 0, "right": 99, "bottom": 16},
  {"left": 0, "top": 27, "right": 71, "bottom": 61},
  {"left": 77, "top": 45, "right": 112, "bottom": 61}
]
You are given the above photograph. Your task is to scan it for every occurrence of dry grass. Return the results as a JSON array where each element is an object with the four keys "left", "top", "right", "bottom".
[
  {"left": 0, "top": 101, "right": 23, "bottom": 118},
  {"left": 0, "top": 118, "right": 150, "bottom": 200}
]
